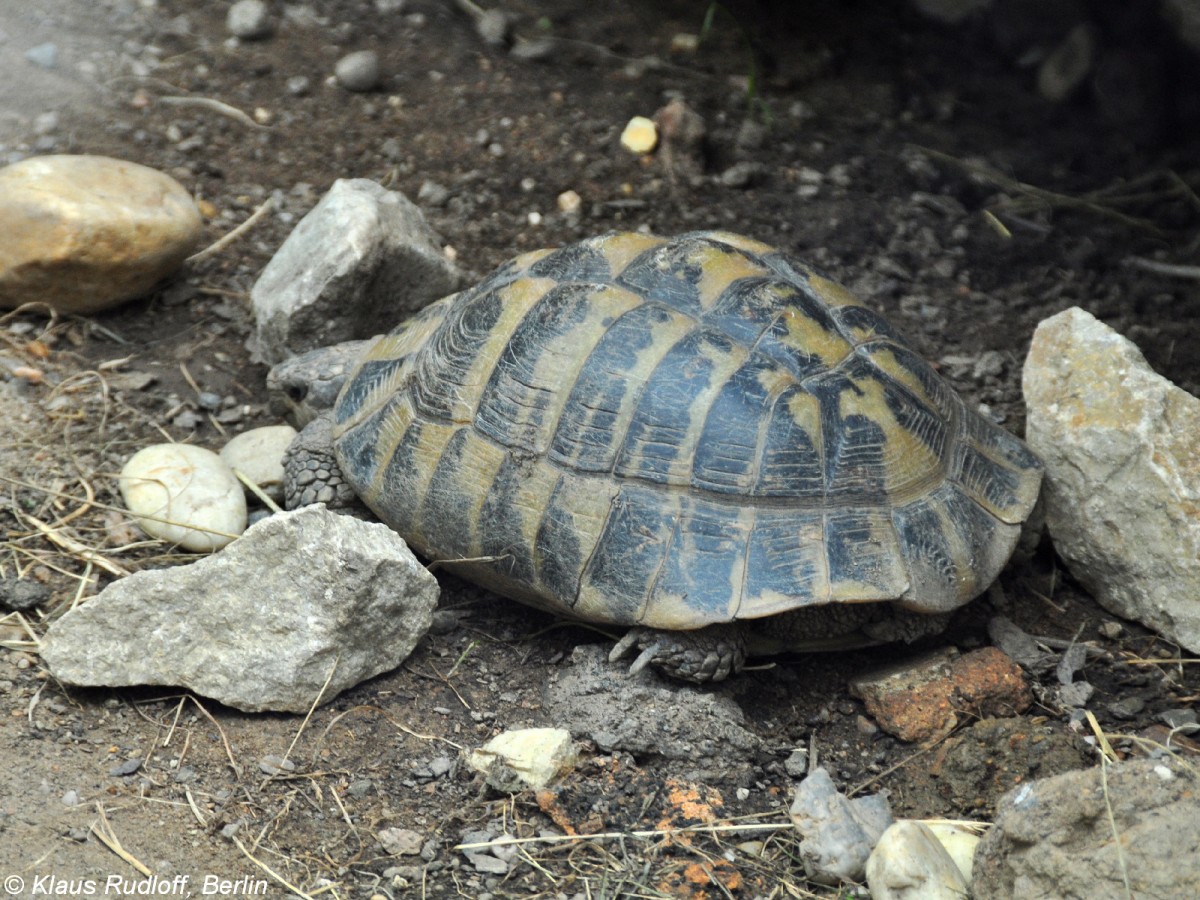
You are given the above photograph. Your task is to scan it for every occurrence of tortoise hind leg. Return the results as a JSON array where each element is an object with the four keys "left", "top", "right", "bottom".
[{"left": 610, "top": 624, "right": 747, "bottom": 683}]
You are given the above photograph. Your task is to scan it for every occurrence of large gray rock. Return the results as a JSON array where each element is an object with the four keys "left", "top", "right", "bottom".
[
  {"left": 0, "top": 155, "right": 202, "bottom": 314},
  {"left": 972, "top": 758, "right": 1200, "bottom": 899},
  {"left": 1023, "top": 307, "right": 1200, "bottom": 653},
  {"left": 41, "top": 506, "right": 438, "bottom": 712},
  {"left": 252, "top": 179, "right": 464, "bottom": 365},
  {"left": 542, "top": 645, "right": 762, "bottom": 782}
]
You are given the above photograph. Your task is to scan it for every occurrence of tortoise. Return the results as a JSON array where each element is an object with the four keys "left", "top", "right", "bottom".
[{"left": 269, "top": 231, "right": 1042, "bottom": 681}]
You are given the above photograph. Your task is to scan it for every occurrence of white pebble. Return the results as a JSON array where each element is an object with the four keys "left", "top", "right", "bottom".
[
  {"left": 120, "top": 444, "right": 247, "bottom": 552},
  {"left": 220, "top": 425, "right": 297, "bottom": 503},
  {"left": 227, "top": 0, "right": 272, "bottom": 40},
  {"left": 467, "top": 728, "right": 576, "bottom": 791},
  {"left": 335, "top": 50, "right": 381, "bottom": 92},
  {"left": 620, "top": 116, "right": 658, "bottom": 154}
]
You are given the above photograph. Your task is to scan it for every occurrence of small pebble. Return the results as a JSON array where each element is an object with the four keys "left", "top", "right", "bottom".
[
  {"left": 25, "top": 43, "right": 58, "bottom": 68},
  {"left": 109, "top": 758, "right": 143, "bottom": 777},
  {"left": 258, "top": 754, "right": 296, "bottom": 776},
  {"left": 418, "top": 180, "right": 450, "bottom": 206},
  {"left": 620, "top": 116, "right": 658, "bottom": 154},
  {"left": 226, "top": 0, "right": 272, "bottom": 40},
  {"left": 475, "top": 9, "right": 511, "bottom": 46},
  {"left": 1099, "top": 620, "right": 1124, "bottom": 640},
  {"left": 61, "top": 790, "right": 80, "bottom": 806},
  {"left": 378, "top": 827, "right": 424, "bottom": 857},
  {"left": 336, "top": 50, "right": 381, "bottom": 92},
  {"left": 286, "top": 75, "right": 311, "bottom": 96},
  {"left": 556, "top": 190, "right": 582, "bottom": 215}
]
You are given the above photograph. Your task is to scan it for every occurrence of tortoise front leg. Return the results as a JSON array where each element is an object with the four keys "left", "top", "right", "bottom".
[{"left": 609, "top": 624, "right": 747, "bottom": 683}]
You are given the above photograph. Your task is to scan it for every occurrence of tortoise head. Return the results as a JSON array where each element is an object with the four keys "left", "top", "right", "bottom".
[{"left": 266, "top": 339, "right": 375, "bottom": 427}]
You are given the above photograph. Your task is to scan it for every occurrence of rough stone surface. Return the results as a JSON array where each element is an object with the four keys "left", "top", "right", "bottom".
[
  {"left": 866, "top": 820, "right": 970, "bottom": 899},
  {"left": 1023, "top": 307, "right": 1200, "bottom": 654},
  {"left": 789, "top": 767, "right": 894, "bottom": 885},
  {"left": 40, "top": 506, "right": 439, "bottom": 712},
  {"left": 542, "top": 645, "right": 762, "bottom": 781},
  {"left": 120, "top": 443, "right": 247, "bottom": 552},
  {"left": 972, "top": 757, "right": 1200, "bottom": 900},
  {"left": 0, "top": 155, "right": 202, "bottom": 313},
  {"left": 251, "top": 179, "right": 464, "bottom": 364},
  {"left": 467, "top": 728, "right": 577, "bottom": 791},
  {"left": 849, "top": 647, "right": 1032, "bottom": 743}
]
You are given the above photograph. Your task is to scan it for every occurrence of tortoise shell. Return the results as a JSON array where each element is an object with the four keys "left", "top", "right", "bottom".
[{"left": 331, "top": 231, "right": 1042, "bottom": 629}]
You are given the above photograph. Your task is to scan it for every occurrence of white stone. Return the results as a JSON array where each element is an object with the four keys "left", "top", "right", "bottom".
[
  {"left": 1037, "top": 24, "right": 1096, "bottom": 103},
  {"left": 923, "top": 821, "right": 980, "bottom": 883},
  {"left": 1023, "top": 307, "right": 1200, "bottom": 653},
  {"left": 335, "top": 50, "right": 381, "bottom": 92},
  {"left": 866, "top": 820, "right": 970, "bottom": 899},
  {"left": 0, "top": 155, "right": 202, "bottom": 314},
  {"left": 120, "top": 444, "right": 247, "bottom": 552},
  {"left": 227, "top": 0, "right": 272, "bottom": 39},
  {"left": 40, "top": 506, "right": 438, "bottom": 713},
  {"left": 467, "top": 728, "right": 576, "bottom": 791},
  {"left": 220, "top": 425, "right": 297, "bottom": 503},
  {"left": 620, "top": 116, "right": 658, "bottom": 154}
]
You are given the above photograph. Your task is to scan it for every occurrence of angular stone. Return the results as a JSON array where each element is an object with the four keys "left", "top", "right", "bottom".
[
  {"left": 252, "top": 179, "right": 464, "bottom": 364},
  {"left": 972, "top": 758, "right": 1200, "bottom": 899},
  {"left": 0, "top": 155, "right": 202, "bottom": 313},
  {"left": 1023, "top": 307, "right": 1200, "bottom": 653},
  {"left": 849, "top": 648, "right": 1032, "bottom": 743},
  {"left": 790, "top": 767, "right": 894, "bottom": 886},
  {"left": 467, "top": 728, "right": 577, "bottom": 791},
  {"left": 40, "top": 506, "right": 439, "bottom": 712}
]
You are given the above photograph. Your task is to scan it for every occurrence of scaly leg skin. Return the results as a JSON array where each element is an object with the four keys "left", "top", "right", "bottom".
[
  {"left": 282, "top": 415, "right": 358, "bottom": 510},
  {"left": 609, "top": 624, "right": 747, "bottom": 683}
]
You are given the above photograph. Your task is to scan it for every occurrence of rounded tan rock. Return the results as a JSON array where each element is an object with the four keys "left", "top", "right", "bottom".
[{"left": 0, "top": 155, "right": 203, "bottom": 314}]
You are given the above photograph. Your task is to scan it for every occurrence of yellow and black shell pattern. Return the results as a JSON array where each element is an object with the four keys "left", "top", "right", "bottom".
[{"left": 332, "top": 231, "right": 1042, "bottom": 630}]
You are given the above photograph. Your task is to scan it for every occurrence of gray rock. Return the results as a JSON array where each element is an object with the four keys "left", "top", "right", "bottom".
[
  {"left": 1023, "top": 307, "right": 1200, "bottom": 654},
  {"left": 252, "top": 179, "right": 464, "bottom": 364},
  {"left": 542, "top": 645, "right": 762, "bottom": 781},
  {"left": 972, "top": 758, "right": 1200, "bottom": 899},
  {"left": 227, "top": 0, "right": 272, "bottom": 40},
  {"left": 335, "top": 50, "right": 381, "bottom": 92},
  {"left": 40, "top": 506, "right": 439, "bottom": 713},
  {"left": 789, "top": 767, "right": 894, "bottom": 885}
]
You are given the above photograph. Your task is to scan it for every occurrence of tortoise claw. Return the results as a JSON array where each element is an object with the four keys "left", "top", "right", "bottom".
[{"left": 609, "top": 625, "right": 746, "bottom": 683}]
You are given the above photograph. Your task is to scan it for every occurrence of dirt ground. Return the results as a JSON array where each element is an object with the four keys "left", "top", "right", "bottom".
[{"left": 2, "top": 0, "right": 1199, "bottom": 897}]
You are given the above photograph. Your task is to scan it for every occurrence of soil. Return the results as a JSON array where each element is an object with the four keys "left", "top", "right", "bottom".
[{"left": 2, "top": 1, "right": 1199, "bottom": 897}]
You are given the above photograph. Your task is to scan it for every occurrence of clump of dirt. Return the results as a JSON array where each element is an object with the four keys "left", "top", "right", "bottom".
[{"left": 2, "top": 0, "right": 1198, "bottom": 896}]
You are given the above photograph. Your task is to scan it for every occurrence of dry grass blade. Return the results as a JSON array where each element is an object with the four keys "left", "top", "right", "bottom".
[
  {"left": 910, "top": 145, "right": 1170, "bottom": 234},
  {"left": 454, "top": 819, "right": 790, "bottom": 852},
  {"left": 231, "top": 835, "right": 319, "bottom": 900},
  {"left": 90, "top": 803, "right": 153, "bottom": 876},
  {"left": 158, "top": 95, "right": 265, "bottom": 129},
  {"left": 18, "top": 510, "right": 131, "bottom": 578},
  {"left": 187, "top": 195, "right": 275, "bottom": 264},
  {"left": 261, "top": 657, "right": 340, "bottom": 791}
]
